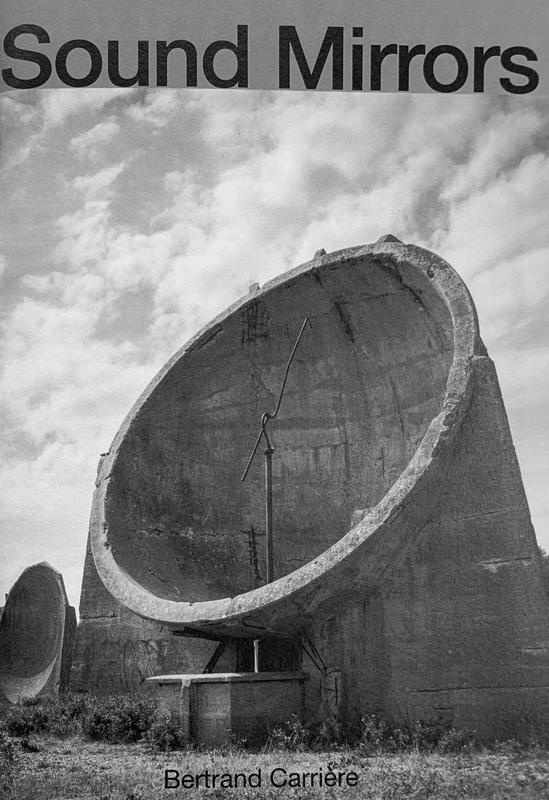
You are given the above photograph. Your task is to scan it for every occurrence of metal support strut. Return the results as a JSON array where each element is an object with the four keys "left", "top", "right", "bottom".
[{"left": 241, "top": 318, "right": 310, "bottom": 587}]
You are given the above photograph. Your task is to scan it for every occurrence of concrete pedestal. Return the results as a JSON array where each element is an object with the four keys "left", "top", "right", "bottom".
[{"left": 147, "top": 672, "right": 307, "bottom": 745}]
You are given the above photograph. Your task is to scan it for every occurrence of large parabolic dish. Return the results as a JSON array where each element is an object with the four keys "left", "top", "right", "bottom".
[
  {"left": 81, "top": 237, "right": 549, "bottom": 732},
  {"left": 91, "top": 239, "right": 477, "bottom": 634},
  {"left": 0, "top": 563, "right": 75, "bottom": 703}
]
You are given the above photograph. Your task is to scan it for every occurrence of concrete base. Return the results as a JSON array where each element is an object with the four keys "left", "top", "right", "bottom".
[{"left": 147, "top": 672, "right": 307, "bottom": 745}]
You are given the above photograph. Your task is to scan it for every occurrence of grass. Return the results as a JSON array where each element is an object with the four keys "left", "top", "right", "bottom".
[
  {"left": 2, "top": 734, "right": 549, "bottom": 800},
  {"left": 1, "top": 697, "right": 549, "bottom": 799}
]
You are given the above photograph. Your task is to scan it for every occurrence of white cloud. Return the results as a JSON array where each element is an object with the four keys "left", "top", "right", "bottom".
[
  {"left": 70, "top": 118, "right": 120, "bottom": 160},
  {"left": 0, "top": 92, "right": 38, "bottom": 130},
  {"left": 72, "top": 161, "right": 127, "bottom": 199},
  {"left": 435, "top": 152, "right": 549, "bottom": 276},
  {"left": 40, "top": 88, "right": 135, "bottom": 127},
  {"left": 495, "top": 344, "right": 549, "bottom": 411},
  {"left": 442, "top": 107, "right": 543, "bottom": 202},
  {"left": 125, "top": 89, "right": 179, "bottom": 128},
  {"left": 471, "top": 248, "right": 549, "bottom": 341}
]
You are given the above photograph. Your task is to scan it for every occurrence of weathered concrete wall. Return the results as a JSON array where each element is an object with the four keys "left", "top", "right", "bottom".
[
  {"left": 71, "top": 541, "right": 215, "bottom": 694},
  {"left": 308, "top": 355, "right": 549, "bottom": 736},
  {"left": 0, "top": 563, "right": 76, "bottom": 704}
]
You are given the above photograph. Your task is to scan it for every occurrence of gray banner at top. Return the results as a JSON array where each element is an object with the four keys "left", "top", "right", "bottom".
[{"left": 0, "top": 0, "right": 546, "bottom": 94}]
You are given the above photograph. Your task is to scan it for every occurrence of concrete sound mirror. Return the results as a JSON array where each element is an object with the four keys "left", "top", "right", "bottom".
[
  {"left": 0, "top": 563, "right": 75, "bottom": 704},
  {"left": 72, "top": 237, "right": 549, "bottom": 737}
]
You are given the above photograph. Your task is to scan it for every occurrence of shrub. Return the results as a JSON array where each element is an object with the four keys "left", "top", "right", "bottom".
[
  {"left": 4, "top": 700, "right": 55, "bottom": 737},
  {"left": 143, "top": 711, "right": 187, "bottom": 752},
  {"left": 359, "top": 713, "right": 477, "bottom": 754},
  {"left": 266, "top": 714, "right": 314, "bottom": 751},
  {"left": 0, "top": 728, "right": 16, "bottom": 763},
  {"left": 314, "top": 717, "right": 344, "bottom": 749},
  {"left": 3, "top": 705, "right": 36, "bottom": 738},
  {"left": 3, "top": 693, "right": 94, "bottom": 738},
  {"left": 1, "top": 693, "right": 156, "bottom": 745},
  {"left": 436, "top": 724, "right": 478, "bottom": 753},
  {"left": 0, "top": 728, "right": 17, "bottom": 797},
  {"left": 266, "top": 714, "right": 345, "bottom": 752},
  {"left": 360, "top": 713, "right": 409, "bottom": 753},
  {"left": 19, "top": 736, "right": 42, "bottom": 753},
  {"left": 82, "top": 695, "right": 156, "bottom": 743}
]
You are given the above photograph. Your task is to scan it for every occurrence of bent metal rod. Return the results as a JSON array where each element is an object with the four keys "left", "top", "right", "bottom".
[{"left": 241, "top": 318, "right": 310, "bottom": 585}]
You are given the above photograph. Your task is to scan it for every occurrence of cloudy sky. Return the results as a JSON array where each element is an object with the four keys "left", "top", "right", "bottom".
[{"left": 1, "top": 88, "right": 548, "bottom": 610}]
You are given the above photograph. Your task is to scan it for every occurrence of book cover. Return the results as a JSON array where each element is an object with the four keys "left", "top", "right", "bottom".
[{"left": 1, "top": 2, "right": 549, "bottom": 797}]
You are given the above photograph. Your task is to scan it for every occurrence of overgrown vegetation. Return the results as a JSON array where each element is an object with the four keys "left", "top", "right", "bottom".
[
  {"left": 142, "top": 709, "right": 188, "bottom": 751},
  {"left": 0, "top": 694, "right": 547, "bottom": 754},
  {"left": 1, "top": 693, "right": 160, "bottom": 744},
  {"left": 82, "top": 694, "right": 156, "bottom": 743},
  {"left": 2, "top": 693, "right": 91, "bottom": 738},
  {"left": 1, "top": 695, "right": 549, "bottom": 799},
  {"left": 267, "top": 713, "right": 343, "bottom": 751},
  {"left": 0, "top": 726, "right": 16, "bottom": 763},
  {"left": 265, "top": 712, "right": 479, "bottom": 755},
  {"left": 359, "top": 713, "right": 478, "bottom": 754}
]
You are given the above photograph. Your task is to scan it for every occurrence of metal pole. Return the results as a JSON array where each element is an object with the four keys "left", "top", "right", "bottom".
[
  {"left": 264, "top": 444, "right": 274, "bottom": 582},
  {"left": 241, "top": 319, "right": 310, "bottom": 586},
  {"left": 253, "top": 639, "right": 260, "bottom": 673}
]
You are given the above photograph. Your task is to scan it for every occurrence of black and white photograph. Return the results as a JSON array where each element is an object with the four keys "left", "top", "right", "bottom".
[{"left": 1, "top": 3, "right": 549, "bottom": 798}]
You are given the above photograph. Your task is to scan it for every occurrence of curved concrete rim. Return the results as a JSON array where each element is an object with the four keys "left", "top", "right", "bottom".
[{"left": 91, "top": 240, "right": 481, "bottom": 631}]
